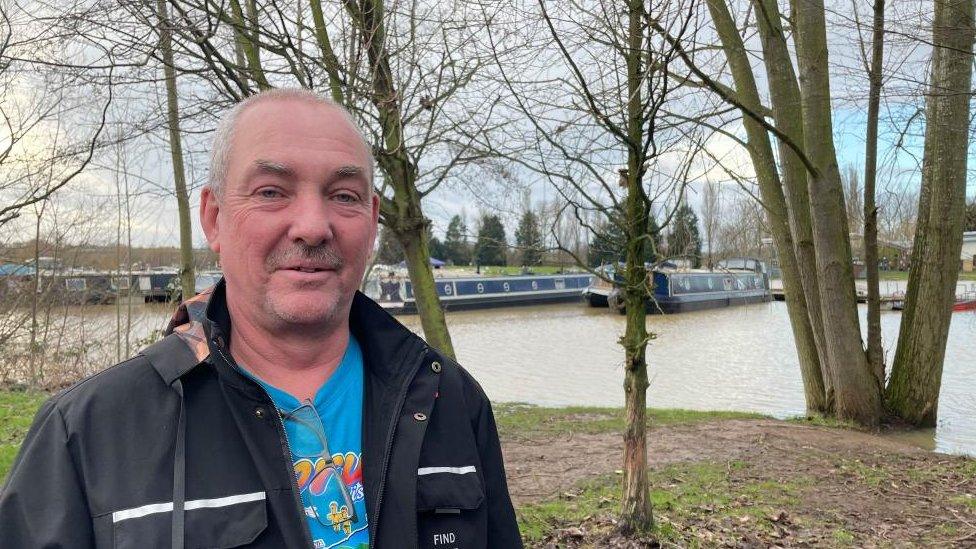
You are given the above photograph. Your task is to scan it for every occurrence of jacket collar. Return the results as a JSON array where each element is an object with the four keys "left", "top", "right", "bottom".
[{"left": 157, "top": 278, "right": 429, "bottom": 388}]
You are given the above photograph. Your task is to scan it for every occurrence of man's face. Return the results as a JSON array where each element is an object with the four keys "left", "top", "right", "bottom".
[{"left": 200, "top": 99, "right": 379, "bottom": 331}]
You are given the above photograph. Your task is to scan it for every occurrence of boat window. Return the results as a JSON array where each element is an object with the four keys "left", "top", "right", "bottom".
[{"left": 690, "top": 276, "right": 711, "bottom": 293}]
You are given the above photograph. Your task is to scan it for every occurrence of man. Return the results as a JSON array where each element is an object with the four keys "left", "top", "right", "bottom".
[{"left": 0, "top": 89, "right": 521, "bottom": 548}]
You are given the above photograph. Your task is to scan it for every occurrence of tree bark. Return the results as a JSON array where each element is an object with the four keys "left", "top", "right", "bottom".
[
  {"left": 158, "top": 0, "right": 196, "bottom": 303},
  {"left": 752, "top": 0, "right": 833, "bottom": 411},
  {"left": 793, "top": 0, "right": 882, "bottom": 426},
  {"left": 618, "top": 0, "right": 652, "bottom": 533},
  {"left": 229, "top": 0, "right": 270, "bottom": 90},
  {"left": 308, "top": 0, "right": 345, "bottom": 103},
  {"left": 348, "top": 0, "right": 456, "bottom": 358},
  {"left": 886, "top": 0, "right": 974, "bottom": 427},
  {"left": 708, "top": 0, "right": 828, "bottom": 415},
  {"left": 863, "top": 0, "right": 886, "bottom": 386}
]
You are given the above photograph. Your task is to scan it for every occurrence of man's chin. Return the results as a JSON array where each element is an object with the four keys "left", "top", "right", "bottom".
[{"left": 265, "top": 294, "right": 345, "bottom": 327}]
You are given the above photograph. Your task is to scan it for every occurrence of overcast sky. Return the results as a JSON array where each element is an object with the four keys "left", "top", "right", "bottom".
[{"left": 3, "top": 0, "right": 974, "bottom": 252}]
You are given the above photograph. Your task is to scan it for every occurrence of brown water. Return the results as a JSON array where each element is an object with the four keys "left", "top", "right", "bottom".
[
  {"left": 398, "top": 301, "right": 976, "bottom": 457},
  {"left": 21, "top": 297, "right": 975, "bottom": 457}
]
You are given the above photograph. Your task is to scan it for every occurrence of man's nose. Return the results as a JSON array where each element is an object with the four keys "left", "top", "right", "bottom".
[{"left": 287, "top": 196, "right": 335, "bottom": 246}]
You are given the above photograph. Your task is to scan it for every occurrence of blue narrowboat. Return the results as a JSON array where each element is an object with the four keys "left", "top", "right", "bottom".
[
  {"left": 583, "top": 258, "right": 771, "bottom": 314},
  {"left": 370, "top": 273, "right": 594, "bottom": 313},
  {"left": 134, "top": 269, "right": 181, "bottom": 302}
]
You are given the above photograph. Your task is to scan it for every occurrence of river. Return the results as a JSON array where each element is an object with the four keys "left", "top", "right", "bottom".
[
  {"left": 20, "top": 293, "right": 976, "bottom": 456},
  {"left": 397, "top": 299, "right": 976, "bottom": 457}
]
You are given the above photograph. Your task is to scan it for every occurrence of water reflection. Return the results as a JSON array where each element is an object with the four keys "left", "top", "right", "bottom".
[{"left": 398, "top": 301, "right": 976, "bottom": 457}]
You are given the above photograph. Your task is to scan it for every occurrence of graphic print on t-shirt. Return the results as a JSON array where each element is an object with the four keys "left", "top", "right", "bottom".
[
  {"left": 243, "top": 334, "right": 369, "bottom": 549},
  {"left": 294, "top": 451, "right": 367, "bottom": 546}
]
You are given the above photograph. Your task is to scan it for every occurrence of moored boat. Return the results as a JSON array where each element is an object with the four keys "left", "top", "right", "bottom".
[
  {"left": 583, "top": 258, "right": 771, "bottom": 314},
  {"left": 367, "top": 272, "right": 594, "bottom": 314}
]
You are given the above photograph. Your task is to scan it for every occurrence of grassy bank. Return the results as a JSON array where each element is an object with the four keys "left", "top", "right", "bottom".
[
  {"left": 880, "top": 270, "right": 976, "bottom": 282},
  {"left": 0, "top": 390, "right": 47, "bottom": 481},
  {"left": 500, "top": 404, "right": 976, "bottom": 547},
  {"left": 437, "top": 265, "right": 578, "bottom": 276},
  {"left": 493, "top": 402, "right": 765, "bottom": 436}
]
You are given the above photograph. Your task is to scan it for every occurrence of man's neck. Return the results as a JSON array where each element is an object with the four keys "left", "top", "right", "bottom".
[{"left": 227, "top": 311, "right": 350, "bottom": 403}]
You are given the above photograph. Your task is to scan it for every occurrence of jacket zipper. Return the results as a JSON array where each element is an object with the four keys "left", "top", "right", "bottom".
[
  {"left": 369, "top": 348, "right": 428, "bottom": 549},
  {"left": 215, "top": 346, "right": 315, "bottom": 549}
]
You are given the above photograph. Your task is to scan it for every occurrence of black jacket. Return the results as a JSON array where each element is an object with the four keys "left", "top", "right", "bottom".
[{"left": 0, "top": 283, "right": 522, "bottom": 548}]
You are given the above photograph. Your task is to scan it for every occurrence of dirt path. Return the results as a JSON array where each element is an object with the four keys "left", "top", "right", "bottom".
[{"left": 503, "top": 418, "right": 976, "bottom": 546}]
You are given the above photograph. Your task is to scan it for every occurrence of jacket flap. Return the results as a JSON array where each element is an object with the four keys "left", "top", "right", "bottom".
[{"left": 416, "top": 469, "right": 485, "bottom": 511}]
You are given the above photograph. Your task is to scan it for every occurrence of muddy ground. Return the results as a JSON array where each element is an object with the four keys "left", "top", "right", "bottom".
[{"left": 501, "top": 416, "right": 976, "bottom": 547}]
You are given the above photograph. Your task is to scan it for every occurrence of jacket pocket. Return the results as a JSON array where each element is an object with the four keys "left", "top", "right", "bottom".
[
  {"left": 112, "top": 491, "right": 268, "bottom": 549},
  {"left": 416, "top": 468, "right": 486, "bottom": 549}
]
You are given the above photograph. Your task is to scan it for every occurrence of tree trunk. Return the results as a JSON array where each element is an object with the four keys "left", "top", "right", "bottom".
[
  {"left": 308, "top": 0, "right": 345, "bottom": 103},
  {"left": 886, "top": 0, "right": 974, "bottom": 427},
  {"left": 158, "top": 0, "right": 196, "bottom": 303},
  {"left": 863, "top": 0, "right": 886, "bottom": 385},
  {"left": 29, "top": 201, "right": 45, "bottom": 386},
  {"left": 708, "top": 0, "right": 828, "bottom": 414},
  {"left": 350, "top": 0, "right": 456, "bottom": 359},
  {"left": 793, "top": 0, "right": 882, "bottom": 426},
  {"left": 229, "top": 0, "right": 270, "bottom": 90},
  {"left": 753, "top": 0, "right": 833, "bottom": 411},
  {"left": 395, "top": 215, "right": 456, "bottom": 358},
  {"left": 618, "top": 0, "right": 652, "bottom": 533}
]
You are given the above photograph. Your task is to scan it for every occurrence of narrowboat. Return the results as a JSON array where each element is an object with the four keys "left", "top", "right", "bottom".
[
  {"left": 583, "top": 258, "right": 771, "bottom": 314},
  {"left": 367, "top": 272, "right": 594, "bottom": 314},
  {"left": 134, "top": 269, "right": 180, "bottom": 302},
  {"left": 48, "top": 271, "right": 118, "bottom": 305}
]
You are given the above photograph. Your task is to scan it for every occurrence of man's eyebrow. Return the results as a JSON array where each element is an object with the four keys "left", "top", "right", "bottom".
[
  {"left": 335, "top": 165, "right": 364, "bottom": 178},
  {"left": 252, "top": 159, "right": 295, "bottom": 178}
]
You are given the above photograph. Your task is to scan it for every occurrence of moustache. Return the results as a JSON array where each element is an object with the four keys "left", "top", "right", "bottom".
[{"left": 266, "top": 243, "right": 344, "bottom": 271}]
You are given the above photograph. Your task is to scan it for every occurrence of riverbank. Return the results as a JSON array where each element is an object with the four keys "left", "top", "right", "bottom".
[
  {"left": 4, "top": 392, "right": 976, "bottom": 546},
  {"left": 498, "top": 404, "right": 976, "bottom": 547}
]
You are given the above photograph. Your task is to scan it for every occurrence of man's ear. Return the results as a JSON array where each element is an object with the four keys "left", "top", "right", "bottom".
[{"left": 200, "top": 187, "right": 221, "bottom": 254}]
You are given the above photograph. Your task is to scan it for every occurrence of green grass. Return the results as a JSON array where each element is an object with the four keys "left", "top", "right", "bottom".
[
  {"left": 0, "top": 389, "right": 49, "bottom": 482},
  {"left": 439, "top": 265, "right": 576, "bottom": 276},
  {"left": 879, "top": 270, "right": 976, "bottom": 281},
  {"left": 950, "top": 494, "right": 976, "bottom": 511},
  {"left": 494, "top": 403, "right": 766, "bottom": 437},
  {"left": 832, "top": 529, "right": 856, "bottom": 545},
  {"left": 517, "top": 461, "right": 813, "bottom": 545},
  {"left": 787, "top": 414, "right": 863, "bottom": 430}
]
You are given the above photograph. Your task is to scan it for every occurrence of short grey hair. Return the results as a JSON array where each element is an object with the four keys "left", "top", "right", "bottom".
[{"left": 207, "top": 88, "right": 374, "bottom": 198}]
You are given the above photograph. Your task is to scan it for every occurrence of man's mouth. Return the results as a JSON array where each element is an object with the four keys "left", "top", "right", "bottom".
[{"left": 284, "top": 266, "right": 333, "bottom": 273}]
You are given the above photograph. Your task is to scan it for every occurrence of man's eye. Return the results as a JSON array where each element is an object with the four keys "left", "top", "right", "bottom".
[
  {"left": 257, "top": 188, "right": 283, "bottom": 199},
  {"left": 334, "top": 193, "right": 359, "bottom": 203}
]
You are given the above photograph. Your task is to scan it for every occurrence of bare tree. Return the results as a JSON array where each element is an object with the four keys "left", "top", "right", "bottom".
[
  {"left": 108, "top": 0, "right": 513, "bottom": 358},
  {"left": 887, "top": 0, "right": 975, "bottom": 427},
  {"left": 860, "top": 0, "right": 887, "bottom": 385},
  {"left": 700, "top": 180, "right": 722, "bottom": 269},
  {"left": 0, "top": 0, "right": 113, "bottom": 227},
  {"left": 480, "top": 0, "right": 701, "bottom": 532},
  {"left": 156, "top": 0, "right": 195, "bottom": 301}
]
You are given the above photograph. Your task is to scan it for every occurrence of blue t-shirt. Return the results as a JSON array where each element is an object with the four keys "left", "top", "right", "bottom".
[{"left": 245, "top": 335, "right": 369, "bottom": 549}]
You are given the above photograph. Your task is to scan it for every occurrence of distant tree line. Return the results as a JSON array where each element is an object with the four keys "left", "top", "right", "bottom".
[{"left": 374, "top": 209, "right": 546, "bottom": 268}]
